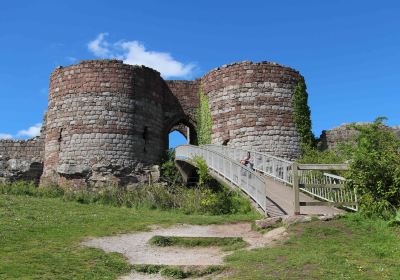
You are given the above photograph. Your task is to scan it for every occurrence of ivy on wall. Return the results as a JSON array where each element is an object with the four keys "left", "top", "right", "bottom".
[
  {"left": 195, "top": 89, "right": 212, "bottom": 145},
  {"left": 293, "top": 77, "right": 315, "bottom": 150}
]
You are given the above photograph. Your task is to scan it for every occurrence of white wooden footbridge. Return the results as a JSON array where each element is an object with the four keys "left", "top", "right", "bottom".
[{"left": 175, "top": 145, "right": 358, "bottom": 217}]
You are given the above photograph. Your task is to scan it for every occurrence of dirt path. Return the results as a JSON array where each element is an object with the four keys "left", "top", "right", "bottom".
[{"left": 83, "top": 222, "right": 287, "bottom": 279}]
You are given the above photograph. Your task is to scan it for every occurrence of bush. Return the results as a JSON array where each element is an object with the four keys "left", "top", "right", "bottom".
[
  {"left": 160, "top": 149, "right": 182, "bottom": 185},
  {"left": 346, "top": 117, "right": 400, "bottom": 219},
  {"left": 192, "top": 156, "right": 211, "bottom": 186},
  {"left": 298, "top": 117, "right": 400, "bottom": 219},
  {"left": 0, "top": 181, "right": 253, "bottom": 216},
  {"left": 298, "top": 145, "right": 348, "bottom": 164}
]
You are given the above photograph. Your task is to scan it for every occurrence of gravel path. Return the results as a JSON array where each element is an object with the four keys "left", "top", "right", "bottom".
[{"left": 82, "top": 222, "right": 287, "bottom": 279}]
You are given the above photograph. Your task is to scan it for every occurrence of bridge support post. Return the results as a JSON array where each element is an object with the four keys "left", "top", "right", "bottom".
[{"left": 292, "top": 163, "right": 300, "bottom": 215}]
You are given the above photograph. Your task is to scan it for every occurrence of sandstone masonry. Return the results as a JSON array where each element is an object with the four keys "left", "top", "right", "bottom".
[
  {"left": 319, "top": 123, "right": 400, "bottom": 150},
  {"left": 0, "top": 59, "right": 306, "bottom": 189}
]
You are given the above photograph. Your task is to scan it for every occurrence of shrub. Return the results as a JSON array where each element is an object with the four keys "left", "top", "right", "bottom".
[
  {"left": 299, "top": 117, "right": 400, "bottom": 219},
  {"left": 347, "top": 117, "right": 400, "bottom": 219},
  {"left": 160, "top": 149, "right": 182, "bottom": 185},
  {"left": 298, "top": 144, "right": 348, "bottom": 164},
  {"left": 0, "top": 181, "right": 254, "bottom": 216},
  {"left": 192, "top": 156, "right": 211, "bottom": 186}
]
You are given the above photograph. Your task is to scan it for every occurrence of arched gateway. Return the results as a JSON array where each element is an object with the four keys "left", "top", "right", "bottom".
[{"left": 0, "top": 59, "right": 304, "bottom": 189}]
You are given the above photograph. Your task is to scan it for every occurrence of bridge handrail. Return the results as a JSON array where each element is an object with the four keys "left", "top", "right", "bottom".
[
  {"left": 204, "top": 144, "right": 293, "bottom": 185},
  {"left": 175, "top": 145, "right": 267, "bottom": 212},
  {"left": 204, "top": 144, "right": 293, "bottom": 164},
  {"left": 204, "top": 144, "right": 358, "bottom": 212},
  {"left": 294, "top": 163, "right": 358, "bottom": 212}
]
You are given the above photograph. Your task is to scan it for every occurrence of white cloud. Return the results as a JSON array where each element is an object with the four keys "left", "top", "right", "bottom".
[
  {"left": 88, "top": 33, "right": 111, "bottom": 58},
  {"left": 17, "top": 123, "right": 42, "bottom": 138},
  {"left": 0, "top": 133, "right": 12, "bottom": 140},
  {"left": 87, "top": 33, "right": 195, "bottom": 78}
]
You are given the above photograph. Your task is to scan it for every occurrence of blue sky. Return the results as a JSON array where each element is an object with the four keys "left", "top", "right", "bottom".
[{"left": 0, "top": 1, "right": 399, "bottom": 148}]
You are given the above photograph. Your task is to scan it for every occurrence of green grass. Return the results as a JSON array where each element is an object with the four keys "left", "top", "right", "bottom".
[
  {"left": 224, "top": 215, "right": 400, "bottom": 280},
  {"left": 0, "top": 194, "right": 258, "bottom": 279},
  {"left": 149, "top": 235, "right": 248, "bottom": 251},
  {"left": 2, "top": 193, "right": 400, "bottom": 280},
  {"left": 133, "top": 264, "right": 225, "bottom": 279}
]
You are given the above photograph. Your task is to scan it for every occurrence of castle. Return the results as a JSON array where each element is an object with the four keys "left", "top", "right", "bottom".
[{"left": 0, "top": 60, "right": 304, "bottom": 189}]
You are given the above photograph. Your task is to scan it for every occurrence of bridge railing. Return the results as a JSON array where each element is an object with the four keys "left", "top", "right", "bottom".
[
  {"left": 204, "top": 144, "right": 293, "bottom": 185},
  {"left": 205, "top": 145, "right": 358, "bottom": 213},
  {"left": 175, "top": 145, "right": 267, "bottom": 213},
  {"left": 293, "top": 163, "right": 358, "bottom": 213}
]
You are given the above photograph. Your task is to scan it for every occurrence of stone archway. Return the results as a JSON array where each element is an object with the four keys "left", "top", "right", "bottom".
[{"left": 165, "top": 117, "right": 197, "bottom": 149}]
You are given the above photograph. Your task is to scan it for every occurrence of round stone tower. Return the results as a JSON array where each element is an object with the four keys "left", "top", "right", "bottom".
[
  {"left": 41, "top": 60, "right": 165, "bottom": 189},
  {"left": 201, "top": 61, "right": 303, "bottom": 160}
]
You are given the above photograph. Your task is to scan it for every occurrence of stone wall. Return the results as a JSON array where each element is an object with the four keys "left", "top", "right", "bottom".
[
  {"left": 1, "top": 59, "right": 308, "bottom": 187},
  {"left": 0, "top": 136, "right": 44, "bottom": 183},
  {"left": 41, "top": 60, "right": 166, "bottom": 189},
  {"left": 201, "top": 61, "right": 303, "bottom": 160},
  {"left": 163, "top": 80, "right": 200, "bottom": 145},
  {"left": 319, "top": 123, "right": 400, "bottom": 150},
  {"left": 393, "top": 126, "right": 400, "bottom": 139}
]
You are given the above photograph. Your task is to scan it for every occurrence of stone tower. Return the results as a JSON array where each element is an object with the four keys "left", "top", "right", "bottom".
[{"left": 0, "top": 59, "right": 305, "bottom": 189}]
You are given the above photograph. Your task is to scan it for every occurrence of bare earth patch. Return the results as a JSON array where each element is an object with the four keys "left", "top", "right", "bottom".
[{"left": 83, "top": 222, "right": 287, "bottom": 279}]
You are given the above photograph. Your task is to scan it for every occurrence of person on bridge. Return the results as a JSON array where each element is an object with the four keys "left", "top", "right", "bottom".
[
  {"left": 240, "top": 152, "right": 255, "bottom": 170},
  {"left": 240, "top": 152, "right": 251, "bottom": 166}
]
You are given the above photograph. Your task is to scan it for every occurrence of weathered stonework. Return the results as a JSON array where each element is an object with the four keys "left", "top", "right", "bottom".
[
  {"left": 0, "top": 136, "right": 44, "bottom": 183},
  {"left": 202, "top": 61, "right": 303, "bottom": 159},
  {"left": 41, "top": 60, "right": 166, "bottom": 189},
  {"left": 1, "top": 59, "right": 307, "bottom": 189},
  {"left": 319, "top": 123, "right": 400, "bottom": 150}
]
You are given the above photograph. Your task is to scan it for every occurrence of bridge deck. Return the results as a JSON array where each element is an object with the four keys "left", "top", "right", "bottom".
[
  {"left": 264, "top": 176, "right": 344, "bottom": 217},
  {"left": 175, "top": 145, "right": 348, "bottom": 217}
]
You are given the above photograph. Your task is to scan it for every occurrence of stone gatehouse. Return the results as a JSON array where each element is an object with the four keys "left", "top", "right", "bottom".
[{"left": 0, "top": 59, "right": 304, "bottom": 188}]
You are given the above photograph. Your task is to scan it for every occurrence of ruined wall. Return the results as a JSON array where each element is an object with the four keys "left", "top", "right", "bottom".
[
  {"left": 201, "top": 61, "right": 303, "bottom": 160},
  {"left": 393, "top": 126, "right": 400, "bottom": 139},
  {"left": 319, "top": 123, "right": 400, "bottom": 150},
  {"left": 41, "top": 60, "right": 165, "bottom": 189},
  {"left": 0, "top": 136, "right": 44, "bottom": 183}
]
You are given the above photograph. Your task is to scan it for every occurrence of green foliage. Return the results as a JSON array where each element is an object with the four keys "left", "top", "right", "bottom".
[
  {"left": 346, "top": 117, "right": 400, "bottom": 219},
  {"left": 195, "top": 89, "right": 212, "bottom": 145},
  {"left": 149, "top": 235, "right": 247, "bottom": 250},
  {"left": 133, "top": 264, "right": 164, "bottom": 274},
  {"left": 300, "top": 117, "right": 400, "bottom": 219},
  {"left": 192, "top": 156, "right": 211, "bottom": 186},
  {"left": 160, "top": 265, "right": 224, "bottom": 279},
  {"left": 0, "top": 181, "right": 65, "bottom": 197},
  {"left": 293, "top": 78, "right": 315, "bottom": 151},
  {"left": 161, "top": 266, "right": 186, "bottom": 279},
  {"left": 0, "top": 181, "right": 255, "bottom": 216},
  {"left": 160, "top": 149, "right": 182, "bottom": 185},
  {"left": 298, "top": 144, "right": 348, "bottom": 164}
]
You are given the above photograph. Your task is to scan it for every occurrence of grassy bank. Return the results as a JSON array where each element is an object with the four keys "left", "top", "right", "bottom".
[
  {"left": 225, "top": 215, "right": 400, "bottom": 279},
  {"left": 0, "top": 194, "right": 258, "bottom": 279},
  {"left": 1, "top": 194, "right": 399, "bottom": 279}
]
